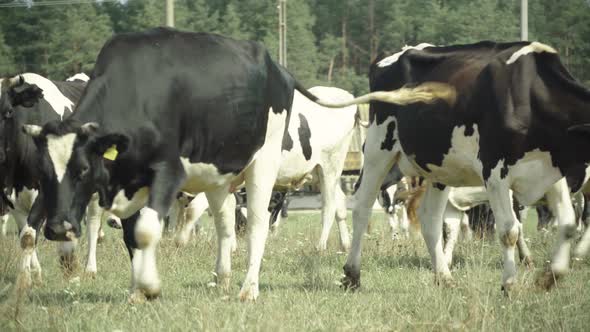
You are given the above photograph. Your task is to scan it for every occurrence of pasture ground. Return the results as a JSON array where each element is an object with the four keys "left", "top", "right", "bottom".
[{"left": 0, "top": 209, "right": 589, "bottom": 331}]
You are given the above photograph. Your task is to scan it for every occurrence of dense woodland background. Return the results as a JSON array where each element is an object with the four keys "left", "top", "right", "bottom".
[{"left": 0, "top": 0, "right": 589, "bottom": 94}]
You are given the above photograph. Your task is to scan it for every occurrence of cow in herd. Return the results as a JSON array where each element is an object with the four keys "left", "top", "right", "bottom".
[
  {"left": 329, "top": 41, "right": 590, "bottom": 295},
  {"left": 171, "top": 85, "right": 359, "bottom": 252},
  {"left": 2, "top": 27, "right": 590, "bottom": 303}
]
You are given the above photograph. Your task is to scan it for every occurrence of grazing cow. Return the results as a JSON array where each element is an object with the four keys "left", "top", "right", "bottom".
[
  {"left": 20, "top": 28, "right": 348, "bottom": 302},
  {"left": 0, "top": 73, "right": 93, "bottom": 285},
  {"left": 314, "top": 41, "right": 590, "bottom": 295},
  {"left": 175, "top": 86, "right": 359, "bottom": 251}
]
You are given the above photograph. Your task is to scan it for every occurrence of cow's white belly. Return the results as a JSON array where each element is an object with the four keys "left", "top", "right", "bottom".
[
  {"left": 500, "top": 149, "right": 563, "bottom": 205},
  {"left": 180, "top": 158, "right": 236, "bottom": 193},
  {"left": 402, "top": 125, "right": 484, "bottom": 186}
]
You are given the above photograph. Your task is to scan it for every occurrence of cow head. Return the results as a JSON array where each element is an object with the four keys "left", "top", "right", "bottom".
[
  {"left": 22, "top": 119, "right": 129, "bottom": 240},
  {"left": 0, "top": 76, "right": 44, "bottom": 189}
]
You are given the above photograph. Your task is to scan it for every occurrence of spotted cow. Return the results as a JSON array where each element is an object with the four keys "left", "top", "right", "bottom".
[
  {"left": 315, "top": 41, "right": 590, "bottom": 295},
  {"left": 0, "top": 73, "right": 97, "bottom": 284},
  {"left": 20, "top": 28, "right": 351, "bottom": 302}
]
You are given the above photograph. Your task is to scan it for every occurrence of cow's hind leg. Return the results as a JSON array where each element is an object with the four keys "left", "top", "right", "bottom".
[
  {"left": 442, "top": 203, "right": 462, "bottom": 269},
  {"left": 335, "top": 185, "right": 350, "bottom": 251},
  {"left": 205, "top": 188, "right": 236, "bottom": 291},
  {"left": 342, "top": 153, "right": 395, "bottom": 290},
  {"left": 419, "top": 184, "right": 453, "bottom": 286},
  {"left": 175, "top": 193, "right": 209, "bottom": 247},
  {"left": 239, "top": 155, "right": 281, "bottom": 301},
  {"left": 486, "top": 182, "right": 521, "bottom": 296},
  {"left": 537, "top": 178, "right": 576, "bottom": 289},
  {"left": 317, "top": 166, "right": 348, "bottom": 251}
]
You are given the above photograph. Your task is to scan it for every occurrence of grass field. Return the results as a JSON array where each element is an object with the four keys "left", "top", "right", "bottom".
[{"left": 1, "top": 209, "right": 589, "bottom": 331}]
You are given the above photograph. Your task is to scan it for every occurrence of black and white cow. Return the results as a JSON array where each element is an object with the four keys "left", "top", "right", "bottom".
[
  {"left": 20, "top": 28, "right": 347, "bottom": 302},
  {"left": 174, "top": 86, "right": 359, "bottom": 251},
  {"left": 314, "top": 41, "right": 590, "bottom": 295},
  {"left": 0, "top": 73, "right": 93, "bottom": 284}
]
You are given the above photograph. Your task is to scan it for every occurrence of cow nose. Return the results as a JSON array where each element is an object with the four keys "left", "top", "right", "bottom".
[{"left": 45, "top": 220, "right": 79, "bottom": 241}]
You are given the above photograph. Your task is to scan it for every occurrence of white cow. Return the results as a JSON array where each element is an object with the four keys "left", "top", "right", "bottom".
[{"left": 173, "top": 86, "right": 359, "bottom": 252}]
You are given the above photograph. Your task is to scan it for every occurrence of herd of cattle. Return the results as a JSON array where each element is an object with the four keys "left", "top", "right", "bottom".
[{"left": 2, "top": 27, "right": 590, "bottom": 303}]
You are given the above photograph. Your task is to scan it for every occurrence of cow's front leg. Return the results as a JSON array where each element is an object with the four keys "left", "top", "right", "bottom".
[
  {"left": 16, "top": 192, "right": 45, "bottom": 293},
  {"left": 419, "top": 184, "right": 453, "bottom": 286},
  {"left": 129, "top": 161, "right": 186, "bottom": 303},
  {"left": 317, "top": 168, "right": 344, "bottom": 251},
  {"left": 343, "top": 154, "right": 396, "bottom": 290},
  {"left": 206, "top": 188, "right": 236, "bottom": 292},
  {"left": 537, "top": 178, "right": 576, "bottom": 289},
  {"left": 84, "top": 194, "right": 102, "bottom": 276}
]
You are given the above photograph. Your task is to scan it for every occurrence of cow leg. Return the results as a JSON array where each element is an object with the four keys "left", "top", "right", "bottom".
[
  {"left": 130, "top": 161, "right": 186, "bottom": 302},
  {"left": 57, "top": 240, "right": 78, "bottom": 277},
  {"left": 342, "top": 154, "right": 395, "bottom": 290},
  {"left": 121, "top": 212, "right": 139, "bottom": 260},
  {"left": 419, "top": 184, "right": 453, "bottom": 286},
  {"left": 16, "top": 192, "right": 45, "bottom": 294},
  {"left": 536, "top": 178, "right": 576, "bottom": 289},
  {"left": 0, "top": 214, "right": 8, "bottom": 236},
  {"left": 238, "top": 150, "right": 282, "bottom": 302},
  {"left": 516, "top": 220, "right": 533, "bottom": 268},
  {"left": 205, "top": 188, "right": 235, "bottom": 291},
  {"left": 335, "top": 185, "right": 350, "bottom": 251},
  {"left": 442, "top": 203, "right": 462, "bottom": 269},
  {"left": 486, "top": 182, "right": 521, "bottom": 295},
  {"left": 459, "top": 212, "right": 472, "bottom": 241},
  {"left": 317, "top": 167, "right": 345, "bottom": 251},
  {"left": 84, "top": 195, "right": 102, "bottom": 276},
  {"left": 175, "top": 193, "right": 208, "bottom": 247}
]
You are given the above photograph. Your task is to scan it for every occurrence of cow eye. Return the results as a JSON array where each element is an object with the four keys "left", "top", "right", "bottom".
[{"left": 78, "top": 165, "right": 90, "bottom": 180}]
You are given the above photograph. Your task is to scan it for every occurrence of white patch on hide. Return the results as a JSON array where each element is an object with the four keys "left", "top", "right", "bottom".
[
  {"left": 22, "top": 73, "right": 75, "bottom": 119},
  {"left": 417, "top": 125, "right": 483, "bottom": 186},
  {"left": 377, "top": 43, "right": 435, "bottom": 67},
  {"left": 506, "top": 42, "right": 557, "bottom": 65},
  {"left": 47, "top": 133, "right": 76, "bottom": 183}
]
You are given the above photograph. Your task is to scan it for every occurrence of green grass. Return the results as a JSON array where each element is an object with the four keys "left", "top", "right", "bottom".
[{"left": 1, "top": 210, "right": 589, "bottom": 331}]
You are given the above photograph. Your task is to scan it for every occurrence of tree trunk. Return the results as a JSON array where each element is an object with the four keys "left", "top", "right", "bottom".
[{"left": 328, "top": 56, "right": 334, "bottom": 82}]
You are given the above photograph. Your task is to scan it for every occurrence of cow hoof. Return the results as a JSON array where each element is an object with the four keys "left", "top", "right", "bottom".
[
  {"left": 238, "top": 283, "right": 258, "bottom": 302},
  {"left": 107, "top": 218, "right": 122, "bottom": 229},
  {"left": 216, "top": 274, "right": 231, "bottom": 292},
  {"left": 522, "top": 256, "right": 534, "bottom": 269},
  {"left": 32, "top": 271, "right": 43, "bottom": 286},
  {"left": 434, "top": 273, "right": 456, "bottom": 288},
  {"left": 59, "top": 255, "right": 78, "bottom": 277},
  {"left": 315, "top": 243, "right": 328, "bottom": 252},
  {"left": 341, "top": 265, "right": 360, "bottom": 291},
  {"left": 20, "top": 227, "right": 35, "bottom": 250},
  {"left": 128, "top": 289, "right": 147, "bottom": 304},
  {"left": 535, "top": 267, "right": 563, "bottom": 290},
  {"left": 500, "top": 284, "right": 513, "bottom": 299},
  {"left": 84, "top": 270, "right": 97, "bottom": 279}
]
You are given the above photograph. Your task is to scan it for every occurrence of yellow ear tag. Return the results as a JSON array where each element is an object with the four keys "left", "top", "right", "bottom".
[{"left": 103, "top": 145, "right": 118, "bottom": 161}]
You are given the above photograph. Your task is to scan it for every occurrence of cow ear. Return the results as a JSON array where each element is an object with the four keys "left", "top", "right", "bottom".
[
  {"left": 90, "top": 133, "right": 130, "bottom": 159},
  {"left": 10, "top": 84, "right": 44, "bottom": 108}
]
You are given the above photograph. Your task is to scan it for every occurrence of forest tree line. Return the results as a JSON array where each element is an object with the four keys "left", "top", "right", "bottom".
[{"left": 0, "top": 0, "right": 589, "bottom": 94}]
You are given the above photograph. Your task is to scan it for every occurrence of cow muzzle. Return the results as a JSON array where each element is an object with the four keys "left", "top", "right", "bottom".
[{"left": 44, "top": 220, "right": 80, "bottom": 241}]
